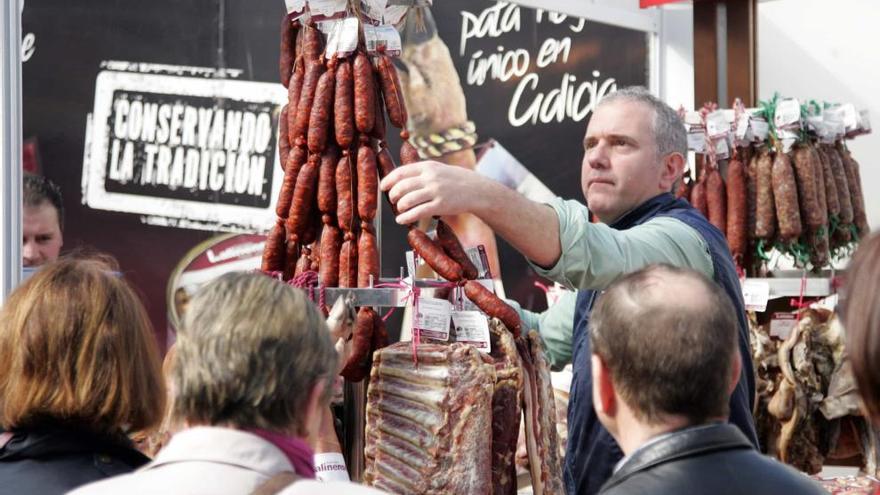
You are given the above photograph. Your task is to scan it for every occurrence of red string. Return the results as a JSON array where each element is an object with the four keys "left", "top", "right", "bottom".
[{"left": 793, "top": 272, "right": 808, "bottom": 322}]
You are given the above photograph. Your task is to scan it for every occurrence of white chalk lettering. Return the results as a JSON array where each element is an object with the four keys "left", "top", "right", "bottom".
[{"left": 459, "top": 2, "right": 521, "bottom": 56}]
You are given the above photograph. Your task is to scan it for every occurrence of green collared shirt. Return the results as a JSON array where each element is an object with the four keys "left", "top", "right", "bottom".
[{"left": 510, "top": 198, "right": 714, "bottom": 369}]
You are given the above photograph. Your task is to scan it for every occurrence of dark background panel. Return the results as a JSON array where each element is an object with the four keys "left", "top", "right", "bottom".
[{"left": 22, "top": 0, "right": 647, "bottom": 346}]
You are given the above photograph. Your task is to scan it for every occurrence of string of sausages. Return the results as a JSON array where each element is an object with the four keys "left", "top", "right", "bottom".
[
  {"left": 263, "top": 14, "right": 522, "bottom": 381},
  {"left": 679, "top": 99, "right": 869, "bottom": 276}
]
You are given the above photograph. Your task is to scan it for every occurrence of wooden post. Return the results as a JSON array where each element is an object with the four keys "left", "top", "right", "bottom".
[{"left": 693, "top": 0, "right": 757, "bottom": 108}]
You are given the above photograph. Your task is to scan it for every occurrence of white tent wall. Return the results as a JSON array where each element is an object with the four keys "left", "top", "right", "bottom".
[{"left": 758, "top": 0, "right": 879, "bottom": 229}]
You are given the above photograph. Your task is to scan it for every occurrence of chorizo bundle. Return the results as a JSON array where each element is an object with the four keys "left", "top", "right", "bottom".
[
  {"left": 725, "top": 158, "right": 748, "bottom": 261},
  {"left": 771, "top": 152, "right": 803, "bottom": 242},
  {"left": 706, "top": 168, "right": 727, "bottom": 235},
  {"left": 291, "top": 61, "right": 325, "bottom": 143},
  {"left": 357, "top": 145, "right": 378, "bottom": 222}
]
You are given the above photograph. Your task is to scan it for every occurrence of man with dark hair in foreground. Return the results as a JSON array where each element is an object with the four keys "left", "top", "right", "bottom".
[{"left": 592, "top": 264, "right": 825, "bottom": 495}]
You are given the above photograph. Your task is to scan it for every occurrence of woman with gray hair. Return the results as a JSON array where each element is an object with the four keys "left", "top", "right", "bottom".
[{"left": 72, "top": 272, "right": 385, "bottom": 495}]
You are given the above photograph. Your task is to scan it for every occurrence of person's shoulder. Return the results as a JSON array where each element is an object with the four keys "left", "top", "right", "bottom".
[
  {"left": 278, "top": 480, "right": 389, "bottom": 495},
  {"left": 744, "top": 452, "right": 827, "bottom": 493},
  {"left": 67, "top": 472, "right": 140, "bottom": 495}
]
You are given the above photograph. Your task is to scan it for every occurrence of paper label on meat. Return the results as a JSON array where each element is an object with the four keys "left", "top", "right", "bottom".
[
  {"left": 742, "top": 279, "right": 770, "bottom": 312},
  {"left": 326, "top": 18, "right": 359, "bottom": 57},
  {"left": 750, "top": 118, "right": 770, "bottom": 141},
  {"left": 687, "top": 130, "right": 706, "bottom": 153},
  {"left": 365, "top": 25, "right": 402, "bottom": 56},
  {"left": 713, "top": 136, "right": 730, "bottom": 159},
  {"left": 360, "top": 0, "right": 388, "bottom": 25},
  {"left": 770, "top": 312, "right": 798, "bottom": 340},
  {"left": 465, "top": 245, "right": 491, "bottom": 279},
  {"left": 286, "top": 0, "right": 307, "bottom": 15},
  {"left": 451, "top": 311, "right": 491, "bottom": 353},
  {"left": 308, "top": 0, "right": 348, "bottom": 21},
  {"left": 774, "top": 98, "right": 802, "bottom": 130},
  {"left": 706, "top": 110, "right": 730, "bottom": 138},
  {"left": 415, "top": 297, "right": 452, "bottom": 340}
]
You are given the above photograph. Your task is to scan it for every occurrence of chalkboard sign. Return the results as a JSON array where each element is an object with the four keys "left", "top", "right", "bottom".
[{"left": 21, "top": 0, "right": 649, "bottom": 340}]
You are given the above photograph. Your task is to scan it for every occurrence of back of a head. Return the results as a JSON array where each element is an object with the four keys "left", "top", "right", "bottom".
[
  {"left": 842, "top": 233, "right": 880, "bottom": 422},
  {"left": 23, "top": 173, "right": 65, "bottom": 231},
  {"left": 0, "top": 256, "right": 165, "bottom": 432},
  {"left": 173, "top": 272, "right": 337, "bottom": 435},
  {"left": 589, "top": 264, "right": 738, "bottom": 425}
]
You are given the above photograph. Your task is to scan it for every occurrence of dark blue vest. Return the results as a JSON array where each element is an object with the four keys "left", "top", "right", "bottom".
[{"left": 564, "top": 193, "right": 758, "bottom": 495}]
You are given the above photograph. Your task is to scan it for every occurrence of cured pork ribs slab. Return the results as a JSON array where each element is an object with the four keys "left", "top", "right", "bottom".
[{"left": 364, "top": 342, "right": 496, "bottom": 494}]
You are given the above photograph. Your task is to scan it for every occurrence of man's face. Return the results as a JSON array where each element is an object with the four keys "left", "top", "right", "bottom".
[
  {"left": 581, "top": 100, "right": 665, "bottom": 223},
  {"left": 23, "top": 203, "right": 63, "bottom": 267}
]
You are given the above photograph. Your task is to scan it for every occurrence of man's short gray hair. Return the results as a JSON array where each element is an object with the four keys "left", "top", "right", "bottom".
[
  {"left": 173, "top": 272, "right": 337, "bottom": 434},
  {"left": 598, "top": 86, "right": 687, "bottom": 159}
]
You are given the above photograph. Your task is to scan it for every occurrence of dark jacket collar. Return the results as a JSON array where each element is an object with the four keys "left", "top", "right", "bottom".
[
  {"left": 609, "top": 193, "right": 683, "bottom": 230},
  {"left": 603, "top": 423, "right": 754, "bottom": 491},
  {"left": 0, "top": 422, "right": 149, "bottom": 467}
]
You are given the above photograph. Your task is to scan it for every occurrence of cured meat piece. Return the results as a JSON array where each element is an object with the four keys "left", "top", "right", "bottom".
[
  {"left": 400, "top": 140, "right": 420, "bottom": 165},
  {"left": 824, "top": 144, "right": 853, "bottom": 225},
  {"left": 292, "top": 61, "right": 325, "bottom": 143},
  {"left": 286, "top": 153, "right": 320, "bottom": 242},
  {"left": 364, "top": 342, "right": 495, "bottom": 494},
  {"left": 357, "top": 145, "right": 378, "bottom": 222},
  {"left": 307, "top": 66, "right": 336, "bottom": 153},
  {"left": 489, "top": 321, "right": 523, "bottom": 495},
  {"left": 838, "top": 145, "right": 870, "bottom": 237},
  {"left": 407, "top": 228, "right": 463, "bottom": 282},
  {"left": 464, "top": 280, "right": 522, "bottom": 338},
  {"left": 287, "top": 58, "right": 305, "bottom": 146},
  {"left": 319, "top": 224, "right": 341, "bottom": 287},
  {"left": 278, "top": 104, "right": 290, "bottom": 169},
  {"left": 353, "top": 52, "right": 376, "bottom": 134},
  {"left": 334, "top": 59, "right": 355, "bottom": 150},
  {"left": 814, "top": 146, "right": 840, "bottom": 220},
  {"left": 284, "top": 241, "right": 299, "bottom": 281},
  {"left": 726, "top": 158, "right": 747, "bottom": 261},
  {"left": 261, "top": 219, "right": 286, "bottom": 273},
  {"left": 302, "top": 23, "right": 322, "bottom": 63},
  {"left": 357, "top": 227, "right": 379, "bottom": 288},
  {"left": 317, "top": 145, "right": 339, "bottom": 216},
  {"left": 371, "top": 310, "right": 389, "bottom": 352},
  {"left": 755, "top": 149, "right": 776, "bottom": 240},
  {"left": 340, "top": 307, "right": 375, "bottom": 382},
  {"left": 520, "top": 331, "right": 564, "bottom": 495},
  {"left": 790, "top": 145, "right": 824, "bottom": 231},
  {"left": 771, "top": 152, "right": 802, "bottom": 242},
  {"left": 807, "top": 145, "right": 829, "bottom": 229},
  {"left": 706, "top": 168, "right": 727, "bottom": 235},
  {"left": 336, "top": 154, "right": 355, "bottom": 232},
  {"left": 338, "top": 236, "right": 358, "bottom": 288},
  {"left": 690, "top": 174, "right": 709, "bottom": 218},
  {"left": 279, "top": 15, "right": 296, "bottom": 87},
  {"left": 275, "top": 146, "right": 307, "bottom": 219},
  {"left": 375, "top": 54, "right": 408, "bottom": 129},
  {"left": 746, "top": 151, "right": 759, "bottom": 242},
  {"left": 370, "top": 83, "right": 387, "bottom": 141},
  {"left": 436, "top": 220, "right": 479, "bottom": 280}
]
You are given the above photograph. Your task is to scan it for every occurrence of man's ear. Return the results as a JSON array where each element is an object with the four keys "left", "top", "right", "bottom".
[
  {"left": 592, "top": 354, "right": 617, "bottom": 417},
  {"left": 660, "top": 152, "right": 686, "bottom": 191},
  {"left": 728, "top": 350, "right": 743, "bottom": 396}
]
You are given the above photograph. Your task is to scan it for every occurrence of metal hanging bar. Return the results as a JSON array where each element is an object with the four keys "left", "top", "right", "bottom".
[{"left": 0, "top": 0, "right": 23, "bottom": 304}]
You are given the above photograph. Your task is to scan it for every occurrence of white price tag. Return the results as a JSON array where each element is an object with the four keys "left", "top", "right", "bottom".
[
  {"left": 405, "top": 250, "right": 417, "bottom": 278},
  {"left": 735, "top": 112, "right": 751, "bottom": 140},
  {"left": 858, "top": 109, "right": 872, "bottom": 134},
  {"left": 360, "top": 0, "right": 388, "bottom": 24},
  {"left": 286, "top": 0, "right": 307, "bottom": 14},
  {"left": 314, "top": 453, "right": 350, "bottom": 482},
  {"left": 770, "top": 312, "right": 798, "bottom": 340},
  {"left": 841, "top": 103, "right": 859, "bottom": 132},
  {"left": 365, "top": 25, "right": 402, "bottom": 56},
  {"left": 687, "top": 131, "right": 706, "bottom": 153},
  {"left": 774, "top": 98, "right": 801, "bottom": 129},
  {"left": 415, "top": 297, "right": 452, "bottom": 340},
  {"left": 326, "top": 17, "right": 359, "bottom": 57},
  {"left": 742, "top": 280, "right": 770, "bottom": 312},
  {"left": 706, "top": 110, "right": 730, "bottom": 138},
  {"left": 451, "top": 311, "right": 491, "bottom": 353},
  {"left": 713, "top": 137, "right": 730, "bottom": 159},
  {"left": 308, "top": 0, "right": 348, "bottom": 20},
  {"left": 465, "top": 245, "right": 491, "bottom": 279},
  {"left": 750, "top": 118, "right": 770, "bottom": 141}
]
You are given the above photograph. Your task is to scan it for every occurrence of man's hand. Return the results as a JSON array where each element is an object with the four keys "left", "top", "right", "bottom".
[
  {"left": 381, "top": 160, "right": 491, "bottom": 225},
  {"left": 381, "top": 159, "right": 563, "bottom": 269}
]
